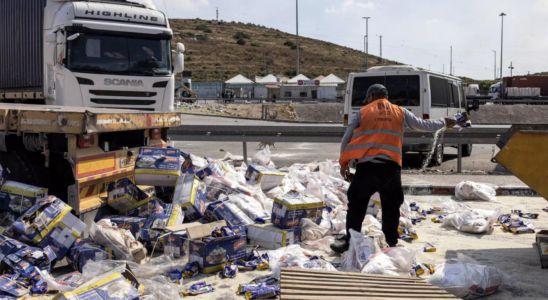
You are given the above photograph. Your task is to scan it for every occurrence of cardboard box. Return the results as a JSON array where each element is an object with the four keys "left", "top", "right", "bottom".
[
  {"left": 107, "top": 178, "right": 147, "bottom": 212},
  {"left": 154, "top": 186, "right": 175, "bottom": 203},
  {"left": 0, "top": 181, "right": 48, "bottom": 214},
  {"left": 105, "top": 216, "right": 146, "bottom": 239},
  {"left": 53, "top": 263, "right": 143, "bottom": 300},
  {"left": 171, "top": 220, "right": 247, "bottom": 274},
  {"left": 163, "top": 231, "right": 189, "bottom": 258},
  {"left": 134, "top": 147, "right": 181, "bottom": 187},
  {"left": 247, "top": 223, "right": 301, "bottom": 249},
  {"left": 271, "top": 191, "right": 325, "bottom": 229},
  {"left": 5, "top": 196, "right": 86, "bottom": 260},
  {"left": 0, "top": 235, "right": 28, "bottom": 260},
  {"left": 0, "top": 274, "right": 28, "bottom": 299},
  {"left": 366, "top": 193, "right": 381, "bottom": 217},
  {"left": 194, "top": 160, "right": 229, "bottom": 180},
  {"left": 245, "top": 164, "right": 285, "bottom": 190},
  {"left": 139, "top": 204, "right": 185, "bottom": 247},
  {"left": 204, "top": 199, "right": 254, "bottom": 226},
  {"left": 203, "top": 174, "right": 244, "bottom": 201},
  {"left": 119, "top": 197, "right": 164, "bottom": 218},
  {"left": 68, "top": 238, "right": 114, "bottom": 273},
  {"left": 0, "top": 211, "right": 19, "bottom": 235},
  {"left": 181, "top": 153, "right": 207, "bottom": 175},
  {"left": 1, "top": 246, "right": 56, "bottom": 285},
  {"left": 172, "top": 175, "right": 207, "bottom": 222}
]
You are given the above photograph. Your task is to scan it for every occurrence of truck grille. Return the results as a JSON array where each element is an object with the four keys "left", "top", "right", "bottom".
[
  {"left": 89, "top": 90, "right": 157, "bottom": 97},
  {"left": 90, "top": 99, "right": 156, "bottom": 105}
]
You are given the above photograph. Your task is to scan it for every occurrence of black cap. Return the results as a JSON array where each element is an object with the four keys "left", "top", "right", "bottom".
[{"left": 365, "top": 84, "right": 388, "bottom": 102}]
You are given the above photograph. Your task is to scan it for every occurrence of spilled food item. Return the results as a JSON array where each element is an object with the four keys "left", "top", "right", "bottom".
[
  {"left": 223, "top": 261, "right": 238, "bottom": 278},
  {"left": 398, "top": 226, "right": 418, "bottom": 241},
  {"left": 245, "top": 284, "right": 280, "bottom": 300},
  {"left": 511, "top": 210, "right": 539, "bottom": 219},
  {"left": 423, "top": 243, "right": 437, "bottom": 252},
  {"left": 182, "top": 281, "right": 214, "bottom": 296},
  {"left": 168, "top": 270, "right": 183, "bottom": 285},
  {"left": 250, "top": 275, "right": 278, "bottom": 285},
  {"left": 501, "top": 220, "right": 535, "bottom": 234},
  {"left": 182, "top": 261, "right": 199, "bottom": 279},
  {"left": 238, "top": 283, "right": 265, "bottom": 295}
]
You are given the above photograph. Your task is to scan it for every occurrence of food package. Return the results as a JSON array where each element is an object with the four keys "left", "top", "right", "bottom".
[
  {"left": 366, "top": 193, "right": 382, "bottom": 217},
  {"left": 107, "top": 178, "right": 148, "bottom": 211},
  {"left": 203, "top": 174, "right": 243, "bottom": 201},
  {"left": 442, "top": 208, "right": 500, "bottom": 233},
  {"left": 0, "top": 246, "right": 56, "bottom": 285},
  {"left": 54, "top": 263, "right": 144, "bottom": 300},
  {"left": 181, "top": 152, "right": 208, "bottom": 174},
  {"left": 428, "top": 254, "right": 515, "bottom": 299},
  {"left": 204, "top": 199, "right": 254, "bottom": 226},
  {"left": 134, "top": 147, "right": 182, "bottom": 187},
  {"left": 5, "top": 196, "right": 86, "bottom": 260},
  {"left": 35, "top": 270, "right": 86, "bottom": 293},
  {"left": 89, "top": 219, "right": 147, "bottom": 262},
  {"left": 105, "top": 216, "right": 147, "bottom": 239},
  {"left": 455, "top": 181, "right": 498, "bottom": 202},
  {"left": 119, "top": 197, "right": 164, "bottom": 218},
  {"left": 271, "top": 191, "right": 325, "bottom": 229},
  {"left": 172, "top": 175, "right": 207, "bottom": 222},
  {"left": 163, "top": 230, "right": 189, "bottom": 258},
  {"left": 194, "top": 160, "right": 229, "bottom": 180},
  {"left": 0, "top": 274, "right": 28, "bottom": 299},
  {"left": 0, "top": 234, "right": 28, "bottom": 260},
  {"left": 245, "top": 164, "right": 285, "bottom": 191},
  {"left": 247, "top": 223, "right": 301, "bottom": 250},
  {"left": 361, "top": 247, "right": 416, "bottom": 276},
  {"left": 341, "top": 229, "right": 379, "bottom": 273},
  {"left": 227, "top": 194, "right": 270, "bottom": 221},
  {"left": 67, "top": 238, "right": 114, "bottom": 273},
  {"left": 0, "top": 181, "right": 48, "bottom": 214},
  {"left": 139, "top": 204, "right": 185, "bottom": 248},
  {"left": 186, "top": 221, "right": 247, "bottom": 274}
]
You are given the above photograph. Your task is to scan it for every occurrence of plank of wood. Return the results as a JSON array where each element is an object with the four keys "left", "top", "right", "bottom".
[
  {"left": 282, "top": 284, "right": 452, "bottom": 295},
  {"left": 280, "top": 271, "right": 423, "bottom": 283},
  {"left": 282, "top": 289, "right": 457, "bottom": 298},
  {"left": 281, "top": 280, "right": 442, "bottom": 290},
  {"left": 280, "top": 267, "right": 426, "bottom": 281},
  {"left": 280, "top": 276, "right": 433, "bottom": 287},
  {"left": 281, "top": 296, "right": 456, "bottom": 300}
]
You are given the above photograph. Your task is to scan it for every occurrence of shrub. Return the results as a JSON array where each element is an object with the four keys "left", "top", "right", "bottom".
[
  {"left": 285, "top": 70, "right": 297, "bottom": 76},
  {"left": 196, "top": 35, "right": 208, "bottom": 41},
  {"left": 290, "top": 45, "right": 303, "bottom": 51},
  {"left": 195, "top": 24, "right": 211, "bottom": 32},
  {"left": 284, "top": 41, "right": 295, "bottom": 47},
  {"left": 233, "top": 31, "right": 251, "bottom": 39},
  {"left": 250, "top": 42, "right": 260, "bottom": 47},
  {"left": 236, "top": 38, "right": 246, "bottom": 45}
]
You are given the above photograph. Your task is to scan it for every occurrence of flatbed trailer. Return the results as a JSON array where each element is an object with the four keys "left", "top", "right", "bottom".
[{"left": 0, "top": 104, "right": 181, "bottom": 225}]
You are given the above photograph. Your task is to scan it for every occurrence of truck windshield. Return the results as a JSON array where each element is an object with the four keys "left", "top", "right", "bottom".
[
  {"left": 351, "top": 75, "right": 420, "bottom": 107},
  {"left": 67, "top": 34, "right": 171, "bottom": 76}
]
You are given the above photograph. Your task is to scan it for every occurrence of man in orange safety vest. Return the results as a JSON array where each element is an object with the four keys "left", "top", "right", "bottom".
[{"left": 331, "top": 84, "right": 456, "bottom": 253}]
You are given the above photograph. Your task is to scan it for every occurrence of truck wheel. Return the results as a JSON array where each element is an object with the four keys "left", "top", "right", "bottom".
[
  {"left": 429, "top": 143, "right": 444, "bottom": 167},
  {"left": 462, "top": 144, "right": 473, "bottom": 157}
]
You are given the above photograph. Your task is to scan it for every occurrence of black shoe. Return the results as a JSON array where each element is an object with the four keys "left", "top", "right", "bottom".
[{"left": 330, "top": 242, "right": 350, "bottom": 253}]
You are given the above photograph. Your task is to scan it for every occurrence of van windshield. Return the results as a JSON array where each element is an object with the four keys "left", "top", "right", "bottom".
[
  {"left": 67, "top": 34, "right": 172, "bottom": 76},
  {"left": 351, "top": 75, "right": 420, "bottom": 107}
]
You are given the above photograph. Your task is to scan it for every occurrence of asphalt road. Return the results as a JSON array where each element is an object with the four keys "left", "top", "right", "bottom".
[{"left": 175, "top": 114, "right": 508, "bottom": 172}]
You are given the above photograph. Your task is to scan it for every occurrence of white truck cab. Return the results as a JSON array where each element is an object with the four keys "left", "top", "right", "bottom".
[
  {"left": 488, "top": 82, "right": 501, "bottom": 99},
  {"left": 344, "top": 65, "right": 471, "bottom": 165}
]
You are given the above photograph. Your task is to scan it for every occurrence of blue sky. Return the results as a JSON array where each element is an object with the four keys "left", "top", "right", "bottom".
[{"left": 145, "top": 0, "right": 548, "bottom": 80}]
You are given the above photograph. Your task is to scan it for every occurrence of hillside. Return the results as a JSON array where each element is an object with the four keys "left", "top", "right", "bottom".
[{"left": 169, "top": 19, "right": 401, "bottom": 82}]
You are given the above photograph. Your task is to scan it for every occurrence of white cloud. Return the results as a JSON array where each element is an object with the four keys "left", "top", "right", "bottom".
[
  {"left": 153, "top": 0, "right": 210, "bottom": 14},
  {"left": 325, "top": 0, "right": 376, "bottom": 14}
]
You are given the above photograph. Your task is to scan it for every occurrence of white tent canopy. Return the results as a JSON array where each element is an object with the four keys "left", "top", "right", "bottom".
[
  {"left": 321, "top": 74, "right": 345, "bottom": 84},
  {"left": 288, "top": 74, "right": 311, "bottom": 83},
  {"left": 256, "top": 74, "right": 279, "bottom": 84},
  {"left": 225, "top": 74, "right": 254, "bottom": 84}
]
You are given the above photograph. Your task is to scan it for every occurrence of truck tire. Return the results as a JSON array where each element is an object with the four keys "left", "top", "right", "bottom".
[
  {"left": 462, "top": 144, "right": 473, "bottom": 157},
  {"left": 0, "top": 135, "right": 73, "bottom": 201},
  {"left": 429, "top": 143, "right": 444, "bottom": 167}
]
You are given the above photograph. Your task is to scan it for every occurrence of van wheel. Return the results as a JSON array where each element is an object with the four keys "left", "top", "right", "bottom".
[
  {"left": 462, "top": 144, "right": 473, "bottom": 157},
  {"left": 429, "top": 144, "right": 444, "bottom": 167}
]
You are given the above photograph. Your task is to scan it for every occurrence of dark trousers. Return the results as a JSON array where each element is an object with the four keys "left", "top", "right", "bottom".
[{"left": 346, "top": 160, "right": 404, "bottom": 247}]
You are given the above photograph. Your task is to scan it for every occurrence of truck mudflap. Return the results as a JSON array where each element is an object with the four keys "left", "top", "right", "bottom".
[{"left": 494, "top": 124, "right": 548, "bottom": 200}]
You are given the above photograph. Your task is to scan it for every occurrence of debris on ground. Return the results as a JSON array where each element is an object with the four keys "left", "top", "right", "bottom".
[{"left": 455, "top": 181, "right": 498, "bottom": 202}]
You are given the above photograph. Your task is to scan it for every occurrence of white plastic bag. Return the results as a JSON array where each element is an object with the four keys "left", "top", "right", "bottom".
[
  {"left": 443, "top": 208, "right": 500, "bottom": 233},
  {"left": 362, "top": 215, "right": 387, "bottom": 249},
  {"left": 305, "top": 183, "right": 342, "bottom": 208},
  {"left": 301, "top": 236, "right": 335, "bottom": 255},
  {"left": 227, "top": 194, "right": 269, "bottom": 220},
  {"left": 267, "top": 245, "right": 314, "bottom": 278},
  {"left": 455, "top": 181, "right": 498, "bottom": 202},
  {"left": 251, "top": 145, "right": 271, "bottom": 165},
  {"left": 430, "top": 198, "right": 470, "bottom": 214},
  {"left": 328, "top": 205, "right": 347, "bottom": 234},
  {"left": 428, "top": 254, "right": 515, "bottom": 299},
  {"left": 362, "top": 247, "right": 416, "bottom": 276},
  {"left": 90, "top": 220, "right": 147, "bottom": 262},
  {"left": 300, "top": 218, "right": 330, "bottom": 241},
  {"left": 341, "top": 229, "right": 379, "bottom": 272},
  {"left": 35, "top": 270, "right": 86, "bottom": 292}
]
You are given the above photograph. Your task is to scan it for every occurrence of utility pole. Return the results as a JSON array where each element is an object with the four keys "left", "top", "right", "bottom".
[
  {"left": 379, "top": 35, "right": 383, "bottom": 65},
  {"left": 500, "top": 12, "right": 506, "bottom": 99},
  {"left": 509, "top": 61, "right": 514, "bottom": 77},
  {"left": 492, "top": 50, "right": 496, "bottom": 80},
  {"left": 443, "top": 64, "right": 445, "bottom": 74},
  {"left": 363, "top": 17, "right": 370, "bottom": 72},
  {"left": 216, "top": 7, "right": 218, "bottom": 21},
  {"left": 450, "top": 46, "right": 452, "bottom": 75},
  {"left": 296, "top": 0, "right": 299, "bottom": 75}
]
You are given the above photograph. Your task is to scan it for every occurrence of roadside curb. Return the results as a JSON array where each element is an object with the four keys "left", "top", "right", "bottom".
[
  {"left": 177, "top": 111, "right": 343, "bottom": 124},
  {"left": 403, "top": 184, "right": 538, "bottom": 196}
]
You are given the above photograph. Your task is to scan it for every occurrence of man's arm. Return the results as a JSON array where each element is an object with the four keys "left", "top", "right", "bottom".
[
  {"left": 402, "top": 109, "right": 447, "bottom": 132},
  {"left": 341, "top": 111, "right": 360, "bottom": 154}
]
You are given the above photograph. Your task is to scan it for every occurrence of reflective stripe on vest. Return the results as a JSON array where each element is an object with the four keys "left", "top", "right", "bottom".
[
  {"left": 344, "top": 142, "right": 402, "bottom": 155},
  {"left": 351, "top": 128, "right": 403, "bottom": 140}
]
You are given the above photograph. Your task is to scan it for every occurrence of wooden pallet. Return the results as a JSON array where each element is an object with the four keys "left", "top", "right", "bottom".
[{"left": 280, "top": 268, "right": 457, "bottom": 300}]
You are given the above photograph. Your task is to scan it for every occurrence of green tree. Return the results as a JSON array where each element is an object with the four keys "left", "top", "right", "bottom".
[{"left": 236, "top": 38, "right": 246, "bottom": 45}]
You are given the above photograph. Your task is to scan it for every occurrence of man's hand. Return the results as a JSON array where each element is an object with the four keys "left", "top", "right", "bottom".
[
  {"left": 444, "top": 117, "right": 457, "bottom": 129},
  {"left": 340, "top": 165, "right": 350, "bottom": 181}
]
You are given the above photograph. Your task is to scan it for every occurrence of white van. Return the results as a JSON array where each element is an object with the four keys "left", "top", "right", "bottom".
[{"left": 343, "top": 65, "right": 472, "bottom": 165}]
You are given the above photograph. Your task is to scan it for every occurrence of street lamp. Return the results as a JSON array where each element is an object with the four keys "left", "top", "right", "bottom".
[
  {"left": 363, "top": 17, "right": 370, "bottom": 72},
  {"left": 492, "top": 50, "right": 496, "bottom": 80},
  {"left": 450, "top": 46, "right": 452, "bottom": 75},
  {"left": 499, "top": 12, "right": 506, "bottom": 99}
]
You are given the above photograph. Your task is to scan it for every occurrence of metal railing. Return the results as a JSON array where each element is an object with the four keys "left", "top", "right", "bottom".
[
  {"left": 479, "top": 99, "right": 548, "bottom": 105},
  {"left": 169, "top": 125, "right": 508, "bottom": 173}
]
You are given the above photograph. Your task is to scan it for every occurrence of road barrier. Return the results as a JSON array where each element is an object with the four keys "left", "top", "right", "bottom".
[
  {"left": 169, "top": 125, "right": 508, "bottom": 173},
  {"left": 479, "top": 99, "right": 548, "bottom": 105}
]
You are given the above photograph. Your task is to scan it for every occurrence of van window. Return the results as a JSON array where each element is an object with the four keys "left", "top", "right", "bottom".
[
  {"left": 351, "top": 75, "right": 420, "bottom": 107},
  {"left": 430, "top": 76, "right": 448, "bottom": 107},
  {"left": 449, "top": 84, "right": 459, "bottom": 108},
  {"left": 459, "top": 86, "right": 465, "bottom": 108}
]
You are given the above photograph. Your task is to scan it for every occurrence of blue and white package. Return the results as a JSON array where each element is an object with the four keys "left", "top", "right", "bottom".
[
  {"left": 0, "top": 181, "right": 48, "bottom": 214},
  {"left": 247, "top": 224, "right": 301, "bottom": 250},
  {"left": 119, "top": 197, "right": 164, "bottom": 218},
  {"left": 134, "top": 147, "right": 182, "bottom": 187},
  {"left": 271, "top": 191, "right": 325, "bottom": 229},
  {"left": 204, "top": 199, "right": 254, "bottom": 226},
  {"left": 0, "top": 235, "right": 28, "bottom": 261},
  {"left": 181, "top": 152, "right": 208, "bottom": 175},
  {"left": 194, "top": 160, "right": 229, "bottom": 180},
  {"left": 245, "top": 164, "right": 285, "bottom": 191},
  {"left": 106, "top": 216, "right": 147, "bottom": 239},
  {"left": 172, "top": 175, "right": 207, "bottom": 222},
  {"left": 107, "top": 178, "right": 147, "bottom": 212},
  {"left": 139, "top": 204, "right": 184, "bottom": 248},
  {"left": 67, "top": 239, "right": 114, "bottom": 272}
]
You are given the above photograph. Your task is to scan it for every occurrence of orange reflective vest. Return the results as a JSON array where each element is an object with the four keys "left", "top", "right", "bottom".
[{"left": 339, "top": 99, "right": 404, "bottom": 169}]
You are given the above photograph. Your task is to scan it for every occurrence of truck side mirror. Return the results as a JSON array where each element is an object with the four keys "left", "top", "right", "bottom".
[
  {"left": 45, "top": 32, "right": 56, "bottom": 66},
  {"left": 174, "top": 42, "right": 185, "bottom": 74}
]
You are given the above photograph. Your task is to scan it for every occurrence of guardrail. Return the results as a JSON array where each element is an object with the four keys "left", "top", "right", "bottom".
[
  {"left": 169, "top": 125, "right": 508, "bottom": 172},
  {"left": 181, "top": 98, "right": 344, "bottom": 104},
  {"left": 479, "top": 99, "right": 548, "bottom": 105}
]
